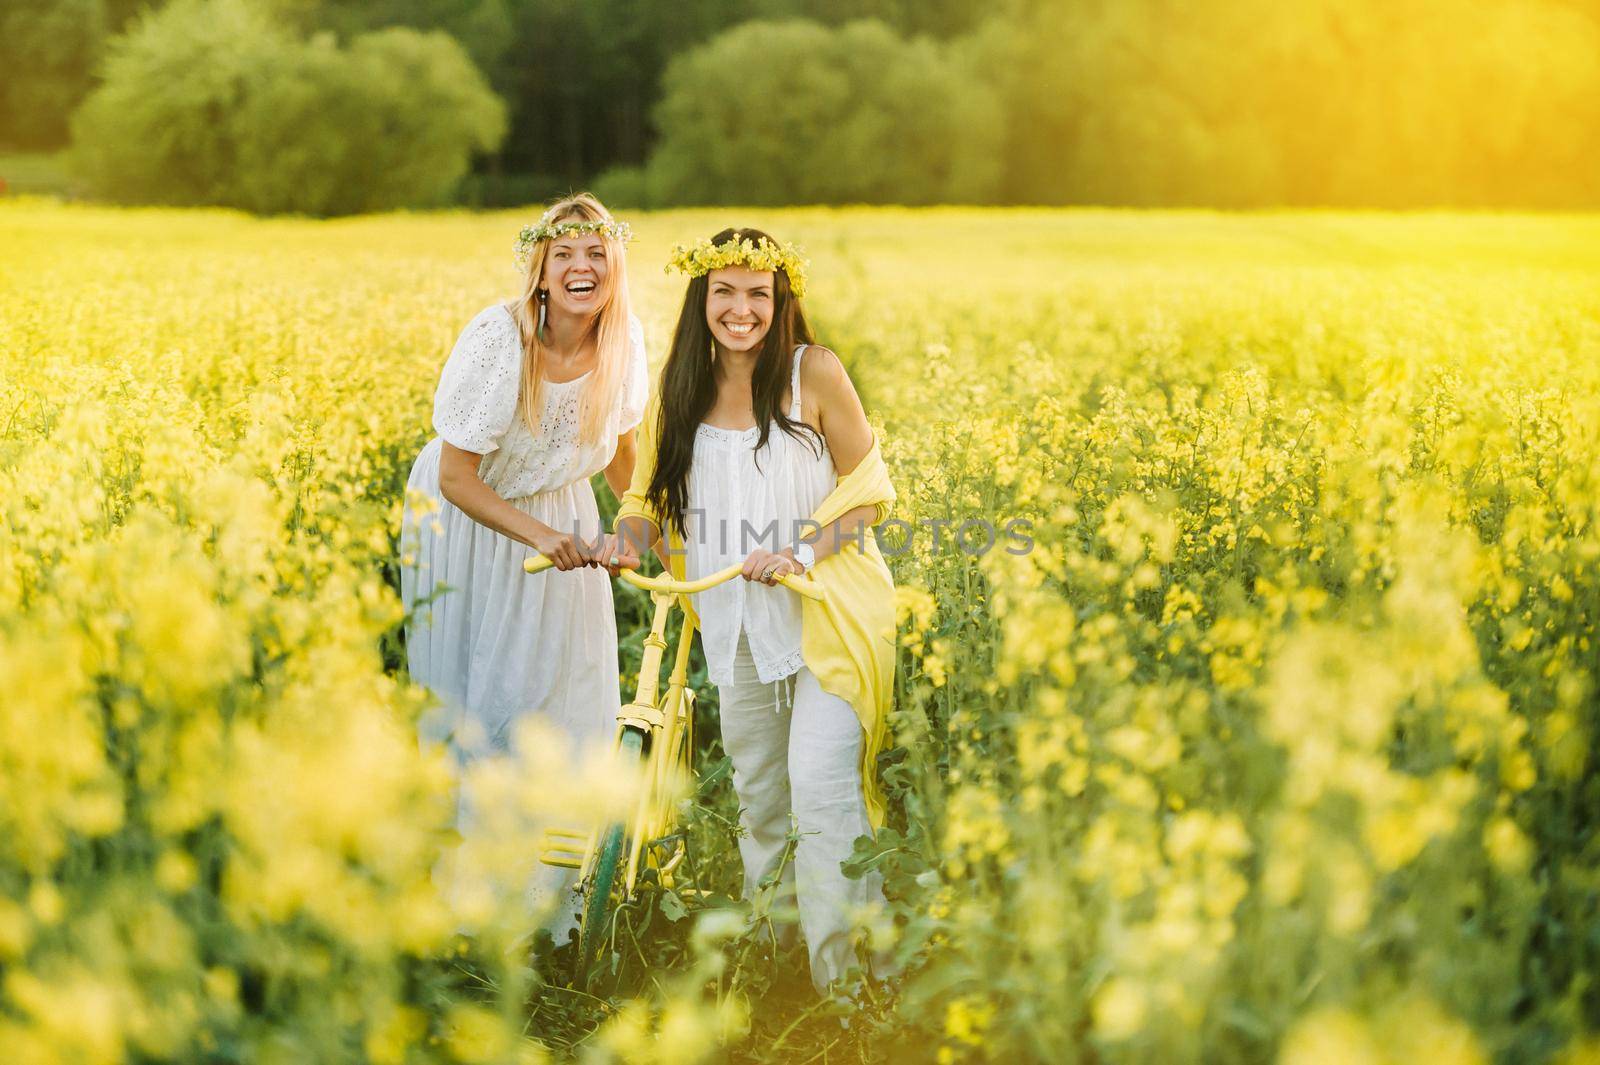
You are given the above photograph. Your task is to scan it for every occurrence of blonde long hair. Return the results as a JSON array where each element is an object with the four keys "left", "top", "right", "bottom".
[{"left": 509, "top": 193, "right": 632, "bottom": 446}]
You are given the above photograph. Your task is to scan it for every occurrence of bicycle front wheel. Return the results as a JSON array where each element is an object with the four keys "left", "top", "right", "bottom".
[{"left": 575, "top": 726, "right": 644, "bottom": 986}]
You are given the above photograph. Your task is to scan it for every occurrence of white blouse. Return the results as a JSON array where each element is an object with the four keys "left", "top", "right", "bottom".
[
  {"left": 685, "top": 346, "right": 837, "bottom": 686},
  {"left": 432, "top": 303, "right": 649, "bottom": 495}
]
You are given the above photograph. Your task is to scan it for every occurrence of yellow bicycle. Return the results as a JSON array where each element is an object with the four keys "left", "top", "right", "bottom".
[{"left": 522, "top": 552, "right": 823, "bottom": 985}]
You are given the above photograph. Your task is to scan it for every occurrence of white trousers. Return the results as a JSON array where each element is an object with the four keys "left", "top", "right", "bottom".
[{"left": 717, "top": 634, "right": 881, "bottom": 992}]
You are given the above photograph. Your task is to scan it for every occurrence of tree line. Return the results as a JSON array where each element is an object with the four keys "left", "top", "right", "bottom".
[{"left": 3, "top": 0, "right": 1597, "bottom": 213}]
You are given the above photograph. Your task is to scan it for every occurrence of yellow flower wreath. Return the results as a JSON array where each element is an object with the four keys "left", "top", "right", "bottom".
[{"left": 664, "top": 234, "right": 809, "bottom": 298}]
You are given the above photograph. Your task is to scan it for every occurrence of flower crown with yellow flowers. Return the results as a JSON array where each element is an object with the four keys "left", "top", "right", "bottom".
[
  {"left": 515, "top": 215, "right": 634, "bottom": 270},
  {"left": 665, "top": 234, "right": 809, "bottom": 299}
]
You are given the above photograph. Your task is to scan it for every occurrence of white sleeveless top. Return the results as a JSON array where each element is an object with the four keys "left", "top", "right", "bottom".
[{"left": 685, "top": 346, "right": 837, "bottom": 686}]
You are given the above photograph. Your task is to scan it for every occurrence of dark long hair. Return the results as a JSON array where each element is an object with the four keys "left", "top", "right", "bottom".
[{"left": 646, "top": 227, "right": 820, "bottom": 539}]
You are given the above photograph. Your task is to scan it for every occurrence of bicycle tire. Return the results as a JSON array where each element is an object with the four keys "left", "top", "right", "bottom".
[{"left": 575, "top": 726, "right": 644, "bottom": 986}]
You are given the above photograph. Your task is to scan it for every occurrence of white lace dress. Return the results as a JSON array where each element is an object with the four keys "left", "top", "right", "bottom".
[{"left": 401, "top": 302, "right": 648, "bottom": 759}]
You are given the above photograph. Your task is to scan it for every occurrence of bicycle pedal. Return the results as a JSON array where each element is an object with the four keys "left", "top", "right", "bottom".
[
  {"left": 539, "top": 828, "right": 589, "bottom": 868},
  {"left": 539, "top": 851, "right": 584, "bottom": 869}
]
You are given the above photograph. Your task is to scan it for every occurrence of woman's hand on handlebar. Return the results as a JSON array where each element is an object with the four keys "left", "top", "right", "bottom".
[
  {"left": 529, "top": 524, "right": 589, "bottom": 571},
  {"left": 742, "top": 547, "right": 804, "bottom": 587},
  {"left": 596, "top": 532, "right": 642, "bottom": 576}
]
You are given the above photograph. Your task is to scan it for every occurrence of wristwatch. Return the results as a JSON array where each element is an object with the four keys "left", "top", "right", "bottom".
[{"left": 791, "top": 542, "right": 815, "bottom": 572}]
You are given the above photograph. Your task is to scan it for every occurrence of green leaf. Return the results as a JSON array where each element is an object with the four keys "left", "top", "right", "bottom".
[{"left": 659, "top": 889, "right": 687, "bottom": 923}]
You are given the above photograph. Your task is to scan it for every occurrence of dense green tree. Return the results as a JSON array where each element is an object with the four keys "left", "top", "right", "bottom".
[
  {"left": 489, "top": 0, "right": 994, "bottom": 188},
  {"left": 0, "top": 0, "right": 154, "bottom": 149},
  {"left": 800, "top": 0, "right": 1002, "bottom": 38},
  {"left": 0, "top": 0, "right": 109, "bottom": 148},
  {"left": 70, "top": 0, "right": 506, "bottom": 214},
  {"left": 639, "top": 19, "right": 1004, "bottom": 205},
  {"left": 268, "top": 0, "right": 518, "bottom": 87}
]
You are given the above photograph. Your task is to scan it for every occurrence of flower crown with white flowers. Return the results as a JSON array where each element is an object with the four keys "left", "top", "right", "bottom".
[
  {"left": 515, "top": 214, "right": 634, "bottom": 270},
  {"left": 665, "top": 234, "right": 809, "bottom": 299}
]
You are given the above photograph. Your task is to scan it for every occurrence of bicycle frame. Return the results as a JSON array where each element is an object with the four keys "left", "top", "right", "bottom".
[{"left": 523, "top": 554, "right": 822, "bottom": 903}]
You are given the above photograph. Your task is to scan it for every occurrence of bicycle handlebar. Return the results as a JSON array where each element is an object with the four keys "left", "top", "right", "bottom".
[{"left": 523, "top": 553, "right": 826, "bottom": 602}]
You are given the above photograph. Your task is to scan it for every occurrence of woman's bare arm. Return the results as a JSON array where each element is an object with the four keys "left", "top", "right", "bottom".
[
  {"left": 746, "top": 347, "right": 880, "bottom": 582},
  {"left": 438, "top": 442, "right": 590, "bottom": 569},
  {"left": 602, "top": 429, "right": 636, "bottom": 500},
  {"left": 801, "top": 347, "right": 879, "bottom": 563}
]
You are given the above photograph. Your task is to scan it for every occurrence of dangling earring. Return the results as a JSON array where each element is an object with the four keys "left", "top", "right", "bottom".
[
  {"left": 708, "top": 340, "right": 718, "bottom": 367},
  {"left": 536, "top": 289, "right": 548, "bottom": 343}
]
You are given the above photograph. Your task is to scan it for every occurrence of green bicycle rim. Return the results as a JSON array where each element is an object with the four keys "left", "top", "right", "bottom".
[{"left": 576, "top": 726, "right": 644, "bottom": 986}]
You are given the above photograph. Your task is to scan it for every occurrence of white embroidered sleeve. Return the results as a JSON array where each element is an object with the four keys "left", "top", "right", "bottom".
[{"left": 432, "top": 306, "right": 523, "bottom": 454}]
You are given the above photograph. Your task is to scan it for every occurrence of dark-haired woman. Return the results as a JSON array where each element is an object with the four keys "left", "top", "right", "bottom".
[{"left": 602, "top": 230, "right": 896, "bottom": 994}]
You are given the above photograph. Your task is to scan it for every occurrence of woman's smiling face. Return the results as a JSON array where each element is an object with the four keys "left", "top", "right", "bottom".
[
  {"left": 706, "top": 266, "right": 774, "bottom": 353},
  {"left": 542, "top": 234, "right": 609, "bottom": 317}
]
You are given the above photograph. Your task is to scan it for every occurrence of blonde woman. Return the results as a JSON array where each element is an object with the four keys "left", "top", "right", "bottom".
[{"left": 401, "top": 192, "right": 646, "bottom": 779}]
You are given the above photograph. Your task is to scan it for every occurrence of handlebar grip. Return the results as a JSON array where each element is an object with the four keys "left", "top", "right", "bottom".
[
  {"left": 778, "top": 574, "right": 826, "bottom": 602},
  {"left": 523, "top": 553, "right": 555, "bottom": 575}
]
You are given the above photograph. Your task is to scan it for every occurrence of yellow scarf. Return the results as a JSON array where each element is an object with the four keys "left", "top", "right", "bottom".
[{"left": 617, "top": 398, "right": 898, "bottom": 828}]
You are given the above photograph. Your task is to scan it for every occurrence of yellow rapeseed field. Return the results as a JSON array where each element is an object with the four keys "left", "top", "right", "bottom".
[{"left": 3, "top": 199, "right": 1599, "bottom": 1063}]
